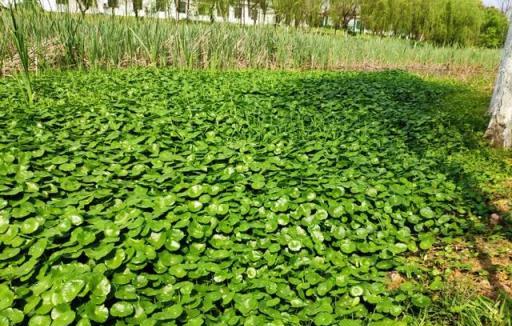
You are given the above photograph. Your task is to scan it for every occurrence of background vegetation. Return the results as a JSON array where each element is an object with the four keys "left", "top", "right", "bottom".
[
  {"left": 34, "top": 0, "right": 509, "bottom": 48},
  {"left": 0, "top": 5, "right": 502, "bottom": 79},
  {"left": 266, "top": 0, "right": 508, "bottom": 48},
  {"left": 357, "top": 0, "right": 508, "bottom": 48}
]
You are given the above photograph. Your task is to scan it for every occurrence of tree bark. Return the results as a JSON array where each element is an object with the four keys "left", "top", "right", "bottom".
[{"left": 486, "top": 11, "right": 512, "bottom": 148}]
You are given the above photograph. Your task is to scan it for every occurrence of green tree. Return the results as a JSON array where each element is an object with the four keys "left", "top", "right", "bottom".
[
  {"left": 255, "top": 0, "right": 269, "bottom": 23},
  {"left": 107, "top": 0, "right": 118, "bottom": 15},
  {"left": 479, "top": 7, "right": 508, "bottom": 48},
  {"left": 407, "top": 0, "right": 434, "bottom": 41},
  {"left": 328, "top": 0, "right": 358, "bottom": 31},
  {"left": 155, "top": 0, "right": 169, "bottom": 11},
  {"left": 215, "top": 0, "right": 231, "bottom": 19},
  {"left": 273, "top": 0, "right": 323, "bottom": 27},
  {"left": 273, "top": 0, "right": 296, "bottom": 25},
  {"left": 133, "top": 0, "right": 142, "bottom": 18},
  {"left": 301, "top": 0, "right": 323, "bottom": 27},
  {"left": 76, "top": 0, "right": 96, "bottom": 17},
  {"left": 360, "top": 0, "right": 484, "bottom": 46},
  {"left": 360, "top": 0, "right": 387, "bottom": 35}
]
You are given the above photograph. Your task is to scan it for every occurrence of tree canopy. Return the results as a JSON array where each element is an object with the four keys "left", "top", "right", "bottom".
[{"left": 269, "top": 0, "right": 508, "bottom": 48}]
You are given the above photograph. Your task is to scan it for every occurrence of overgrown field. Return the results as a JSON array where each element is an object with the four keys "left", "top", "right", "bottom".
[
  {"left": 1, "top": 70, "right": 511, "bottom": 325},
  {"left": 0, "top": 7, "right": 501, "bottom": 80}
]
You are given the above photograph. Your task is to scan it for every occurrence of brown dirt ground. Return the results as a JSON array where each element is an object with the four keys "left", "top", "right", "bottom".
[{"left": 422, "top": 235, "right": 512, "bottom": 299}]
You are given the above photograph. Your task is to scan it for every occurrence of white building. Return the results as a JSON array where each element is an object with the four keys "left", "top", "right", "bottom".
[{"left": 23, "top": 0, "right": 276, "bottom": 24}]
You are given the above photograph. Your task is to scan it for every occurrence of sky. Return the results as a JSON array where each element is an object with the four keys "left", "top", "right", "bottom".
[{"left": 483, "top": 0, "right": 505, "bottom": 8}]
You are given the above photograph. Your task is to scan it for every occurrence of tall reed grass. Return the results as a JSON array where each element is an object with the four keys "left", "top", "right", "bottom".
[
  {"left": 6, "top": 5, "right": 33, "bottom": 104},
  {"left": 0, "top": 6, "right": 502, "bottom": 77}
]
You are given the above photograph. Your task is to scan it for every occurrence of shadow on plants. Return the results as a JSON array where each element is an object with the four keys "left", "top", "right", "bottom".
[{"left": 273, "top": 70, "right": 512, "bottom": 299}]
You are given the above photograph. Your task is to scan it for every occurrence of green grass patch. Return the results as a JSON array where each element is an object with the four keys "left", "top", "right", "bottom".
[{"left": 0, "top": 69, "right": 511, "bottom": 325}]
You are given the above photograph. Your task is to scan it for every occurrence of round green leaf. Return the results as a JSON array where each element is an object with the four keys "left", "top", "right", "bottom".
[
  {"left": 314, "top": 312, "right": 334, "bottom": 326},
  {"left": 411, "top": 294, "right": 432, "bottom": 308},
  {"left": 110, "top": 301, "right": 134, "bottom": 317},
  {"left": 154, "top": 304, "right": 183, "bottom": 320},
  {"left": 419, "top": 207, "right": 434, "bottom": 219},
  {"left": 28, "top": 315, "right": 51, "bottom": 326},
  {"left": 20, "top": 218, "right": 41, "bottom": 234},
  {"left": 50, "top": 305, "right": 75, "bottom": 326},
  {"left": 350, "top": 286, "right": 364, "bottom": 297},
  {"left": 0, "top": 285, "right": 15, "bottom": 310}
]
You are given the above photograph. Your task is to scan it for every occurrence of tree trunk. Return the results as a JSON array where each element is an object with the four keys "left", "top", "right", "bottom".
[
  {"left": 242, "top": 0, "right": 245, "bottom": 25},
  {"left": 210, "top": 5, "right": 215, "bottom": 23},
  {"left": 486, "top": 12, "right": 512, "bottom": 148},
  {"left": 77, "top": 0, "right": 87, "bottom": 17}
]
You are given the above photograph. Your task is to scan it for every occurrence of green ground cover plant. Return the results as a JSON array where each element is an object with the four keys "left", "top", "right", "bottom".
[{"left": 0, "top": 69, "right": 511, "bottom": 325}]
